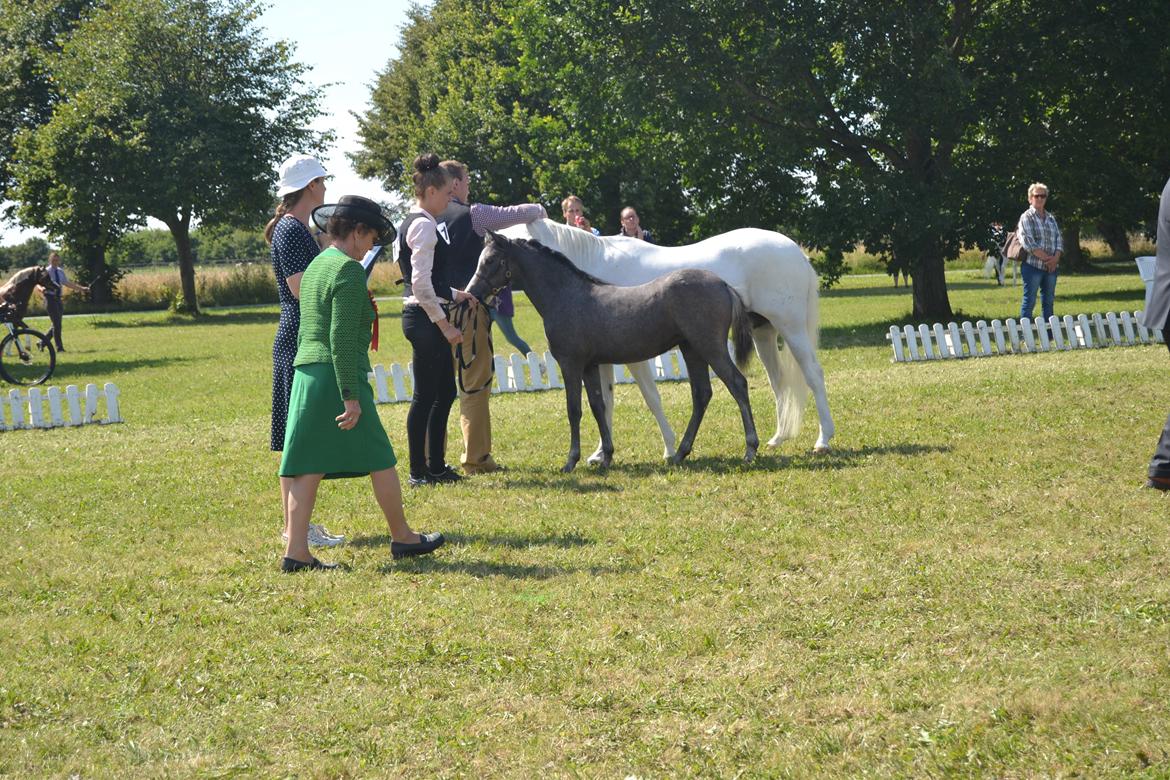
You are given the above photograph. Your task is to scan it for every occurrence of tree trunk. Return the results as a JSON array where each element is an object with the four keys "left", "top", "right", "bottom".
[
  {"left": 83, "top": 215, "right": 111, "bottom": 305},
  {"left": 598, "top": 171, "right": 622, "bottom": 235},
  {"left": 1096, "top": 221, "right": 1131, "bottom": 257},
  {"left": 910, "top": 254, "right": 953, "bottom": 321},
  {"left": 165, "top": 213, "right": 199, "bottom": 314},
  {"left": 83, "top": 243, "right": 111, "bottom": 305},
  {"left": 1060, "top": 221, "right": 1087, "bottom": 271}
]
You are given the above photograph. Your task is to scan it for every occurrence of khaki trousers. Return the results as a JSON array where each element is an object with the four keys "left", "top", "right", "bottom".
[{"left": 451, "top": 304, "right": 497, "bottom": 470}]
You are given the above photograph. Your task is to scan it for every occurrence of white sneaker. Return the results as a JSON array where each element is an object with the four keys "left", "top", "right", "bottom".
[
  {"left": 281, "top": 522, "right": 346, "bottom": 547},
  {"left": 309, "top": 523, "right": 345, "bottom": 546}
]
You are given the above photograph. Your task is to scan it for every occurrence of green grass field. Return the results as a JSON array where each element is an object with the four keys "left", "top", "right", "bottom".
[{"left": 3, "top": 268, "right": 1168, "bottom": 777}]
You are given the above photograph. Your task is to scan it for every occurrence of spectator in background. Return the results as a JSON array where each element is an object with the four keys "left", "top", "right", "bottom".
[
  {"left": 1017, "top": 182, "right": 1062, "bottom": 321},
  {"left": 562, "top": 195, "right": 600, "bottom": 235},
  {"left": 1144, "top": 175, "right": 1170, "bottom": 492},
  {"left": 437, "top": 160, "right": 546, "bottom": 474},
  {"left": 264, "top": 153, "right": 343, "bottom": 548},
  {"left": 39, "top": 251, "right": 88, "bottom": 351},
  {"left": 988, "top": 222, "right": 1009, "bottom": 286},
  {"left": 616, "top": 206, "right": 653, "bottom": 242}
]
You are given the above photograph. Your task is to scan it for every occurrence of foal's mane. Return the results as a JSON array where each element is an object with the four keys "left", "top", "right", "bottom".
[{"left": 510, "top": 237, "right": 611, "bottom": 287}]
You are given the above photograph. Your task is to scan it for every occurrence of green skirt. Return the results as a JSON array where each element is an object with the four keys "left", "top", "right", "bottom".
[{"left": 279, "top": 363, "right": 396, "bottom": 479}]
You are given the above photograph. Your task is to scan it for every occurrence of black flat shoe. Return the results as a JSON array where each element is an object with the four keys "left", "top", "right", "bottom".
[
  {"left": 391, "top": 531, "right": 445, "bottom": 560},
  {"left": 427, "top": 465, "right": 463, "bottom": 484},
  {"left": 1147, "top": 475, "right": 1170, "bottom": 492},
  {"left": 281, "top": 555, "right": 340, "bottom": 573}
]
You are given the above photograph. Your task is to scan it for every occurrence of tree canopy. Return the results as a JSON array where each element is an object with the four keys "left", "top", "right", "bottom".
[
  {"left": 9, "top": 0, "right": 329, "bottom": 312},
  {"left": 353, "top": 0, "right": 695, "bottom": 243},
  {"left": 357, "top": 0, "right": 1170, "bottom": 318},
  {"left": 0, "top": 0, "right": 93, "bottom": 210}
]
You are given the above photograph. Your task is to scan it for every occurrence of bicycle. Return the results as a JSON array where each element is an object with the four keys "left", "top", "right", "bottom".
[{"left": 0, "top": 305, "right": 56, "bottom": 386}]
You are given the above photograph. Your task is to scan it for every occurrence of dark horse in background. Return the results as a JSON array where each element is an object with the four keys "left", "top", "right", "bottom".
[
  {"left": 467, "top": 232, "right": 758, "bottom": 472},
  {"left": 0, "top": 266, "right": 58, "bottom": 327}
]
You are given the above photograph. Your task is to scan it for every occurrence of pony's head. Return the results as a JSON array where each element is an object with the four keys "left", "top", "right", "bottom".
[
  {"left": 33, "top": 266, "right": 59, "bottom": 296},
  {"left": 467, "top": 232, "right": 517, "bottom": 304},
  {"left": 1, "top": 266, "right": 57, "bottom": 303},
  {"left": 0, "top": 265, "right": 57, "bottom": 327}
]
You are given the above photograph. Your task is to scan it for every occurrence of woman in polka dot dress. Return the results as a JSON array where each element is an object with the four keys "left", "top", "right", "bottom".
[{"left": 264, "top": 154, "right": 343, "bottom": 548}]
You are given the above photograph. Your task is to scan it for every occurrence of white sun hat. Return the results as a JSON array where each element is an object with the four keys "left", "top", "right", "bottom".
[{"left": 276, "top": 154, "right": 329, "bottom": 197}]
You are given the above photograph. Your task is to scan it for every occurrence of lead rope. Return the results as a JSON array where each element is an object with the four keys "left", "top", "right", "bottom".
[{"left": 451, "top": 300, "right": 494, "bottom": 394}]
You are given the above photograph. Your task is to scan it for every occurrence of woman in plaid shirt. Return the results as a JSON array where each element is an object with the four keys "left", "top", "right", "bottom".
[{"left": 1017, "top": 182, "right": 1063, "bottom": 321}]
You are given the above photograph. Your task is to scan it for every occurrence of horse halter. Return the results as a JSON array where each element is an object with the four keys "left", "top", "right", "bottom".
[{"left": 468, "top": 254, "right": 512, "bottom": 304}]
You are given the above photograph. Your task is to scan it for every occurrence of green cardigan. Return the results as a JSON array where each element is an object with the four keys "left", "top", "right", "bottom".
[{"left": 293, "top": 247, "right": 373, "bottom": 400}]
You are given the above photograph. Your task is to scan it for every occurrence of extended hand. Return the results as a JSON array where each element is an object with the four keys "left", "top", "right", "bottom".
[
  {"left": 442, "top": 321, "right": 463, "bottom": 346},
  {"left": 336, "top": 399, "right": 361, "bottom": 430}
]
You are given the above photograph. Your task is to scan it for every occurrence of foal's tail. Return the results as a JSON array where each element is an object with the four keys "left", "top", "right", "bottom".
[{"left": 729, "top": 287, "right": 753, "bottom": 370}]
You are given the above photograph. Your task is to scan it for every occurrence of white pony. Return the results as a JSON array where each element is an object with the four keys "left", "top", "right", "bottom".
[{"left": 499, "top": 219, "right": 834, "bottom": 458}]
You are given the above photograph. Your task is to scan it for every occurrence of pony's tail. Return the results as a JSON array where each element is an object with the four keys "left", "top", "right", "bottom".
[
  {"left": 773, "top": 266, "right": 818, "bottom": 441},
  {"left": 729, "top": 287, "right": 753, "bottom": 370}
]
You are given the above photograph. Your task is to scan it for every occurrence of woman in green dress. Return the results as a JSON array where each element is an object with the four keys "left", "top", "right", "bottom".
[{"left": 279, "top": 195, "right": 444, "bottom": 572}]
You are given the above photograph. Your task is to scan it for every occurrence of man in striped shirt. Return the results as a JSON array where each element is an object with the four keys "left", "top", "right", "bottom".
[
  {"left": 436, "top": 160, "right": 547, "bottom": 475},
  {"left": 1017, "top": 182, "right": 1063, "bottom": 321}
]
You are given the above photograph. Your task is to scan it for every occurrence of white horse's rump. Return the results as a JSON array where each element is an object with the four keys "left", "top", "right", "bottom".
[{"left": 500, "top": 220, "right": 834, "bottom": 453}]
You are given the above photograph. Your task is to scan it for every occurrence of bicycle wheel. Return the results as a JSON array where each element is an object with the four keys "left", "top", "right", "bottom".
[{"left": 0, "top": 328, "right": 56, "bottom": 386}]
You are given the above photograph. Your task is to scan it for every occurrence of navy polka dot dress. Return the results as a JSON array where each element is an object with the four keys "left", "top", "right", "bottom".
[{"left": 270, "top": 215, "right": 320, "bottom": 451}]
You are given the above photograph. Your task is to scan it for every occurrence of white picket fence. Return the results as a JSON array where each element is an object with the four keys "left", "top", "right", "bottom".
[
  {"left": 888, "top": 311, "right": 1164, "bottom": 362},
  {"left": 0, "top": 383, "right": 123, "bottom": 431},
  {"left": 368, "top": 349, "right": 689, "bottom": 404}
]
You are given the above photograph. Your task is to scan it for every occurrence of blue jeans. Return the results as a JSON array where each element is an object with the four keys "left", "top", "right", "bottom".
[
  {"left": 1020, "top": 261, "right": 1058, "bottom": 321},
  {"left": 489, "top": 310, "right": 532, "bottom": 356}
]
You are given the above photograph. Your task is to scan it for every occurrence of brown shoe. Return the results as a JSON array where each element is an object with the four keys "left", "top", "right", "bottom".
[
  {"left": 1146, "top": 475, "right": 1170, "bottom": 492},
  {"left": 463, "top": 459, "right": 505, "bottom": 475}
]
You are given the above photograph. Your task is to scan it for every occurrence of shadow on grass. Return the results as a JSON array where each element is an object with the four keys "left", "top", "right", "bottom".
[
  {"left": 350, "top": 530, "right": 595, "bottom": 550},
  {"left": 1054, "top": 289, "right": 1144, "bottom": 306},
  {"left": 820, "top": 318, "right": 912, "bottom": 348},
  {"left": 494, "top": 474, "right": 623, "bottom": 493},
  {"left": 823, "top": 280, "right": 994, "bottom": 299},
  {"left": 49, "top": 355, "right": 190, "bottom": 380},
  {"left": 787, "top": 442, "right": 953, "bottom": 468},
  {"left": 90, "top": 310, "right": 279, "bottom": 328},
  {"left": 89, "top": 308, "right": 404, "bottom": 330},
  {"left": 676, "top": 442, "right": 952, "bottom": 473},
  {"left": 376, "top": 557, "right": 635, "bottom": 579}
]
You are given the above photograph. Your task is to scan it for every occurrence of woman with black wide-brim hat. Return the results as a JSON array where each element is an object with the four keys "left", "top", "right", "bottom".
[{"left": 278, "top": 194, "right": 444, "bottom": 571}]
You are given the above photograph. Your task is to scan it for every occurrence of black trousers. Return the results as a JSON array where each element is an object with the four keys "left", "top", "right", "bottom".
[
  {"left": 45, "top": 295, "right": 64, "bottom": 349},
  {"left": 1150, "top": 310, "right": 1170, "bottom": 479},
  {"left": 402, "top": 305, "right": 457, "bottom": 478}
]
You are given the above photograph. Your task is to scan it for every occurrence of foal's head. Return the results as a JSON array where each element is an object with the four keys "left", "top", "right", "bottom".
[
  {"left": 469, "top": 232, "right": 609, "bottom": 304},
  {"left": 466, "top": 232, "right": 517, "bottom": 304}
]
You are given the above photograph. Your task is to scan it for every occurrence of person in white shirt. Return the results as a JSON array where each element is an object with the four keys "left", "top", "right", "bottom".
[
  {"left": 394, "top": 154, "right": 478, "bottom": 486},
  {"left": 38, "top": 252, "right": 88, "bottom": 351}
]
